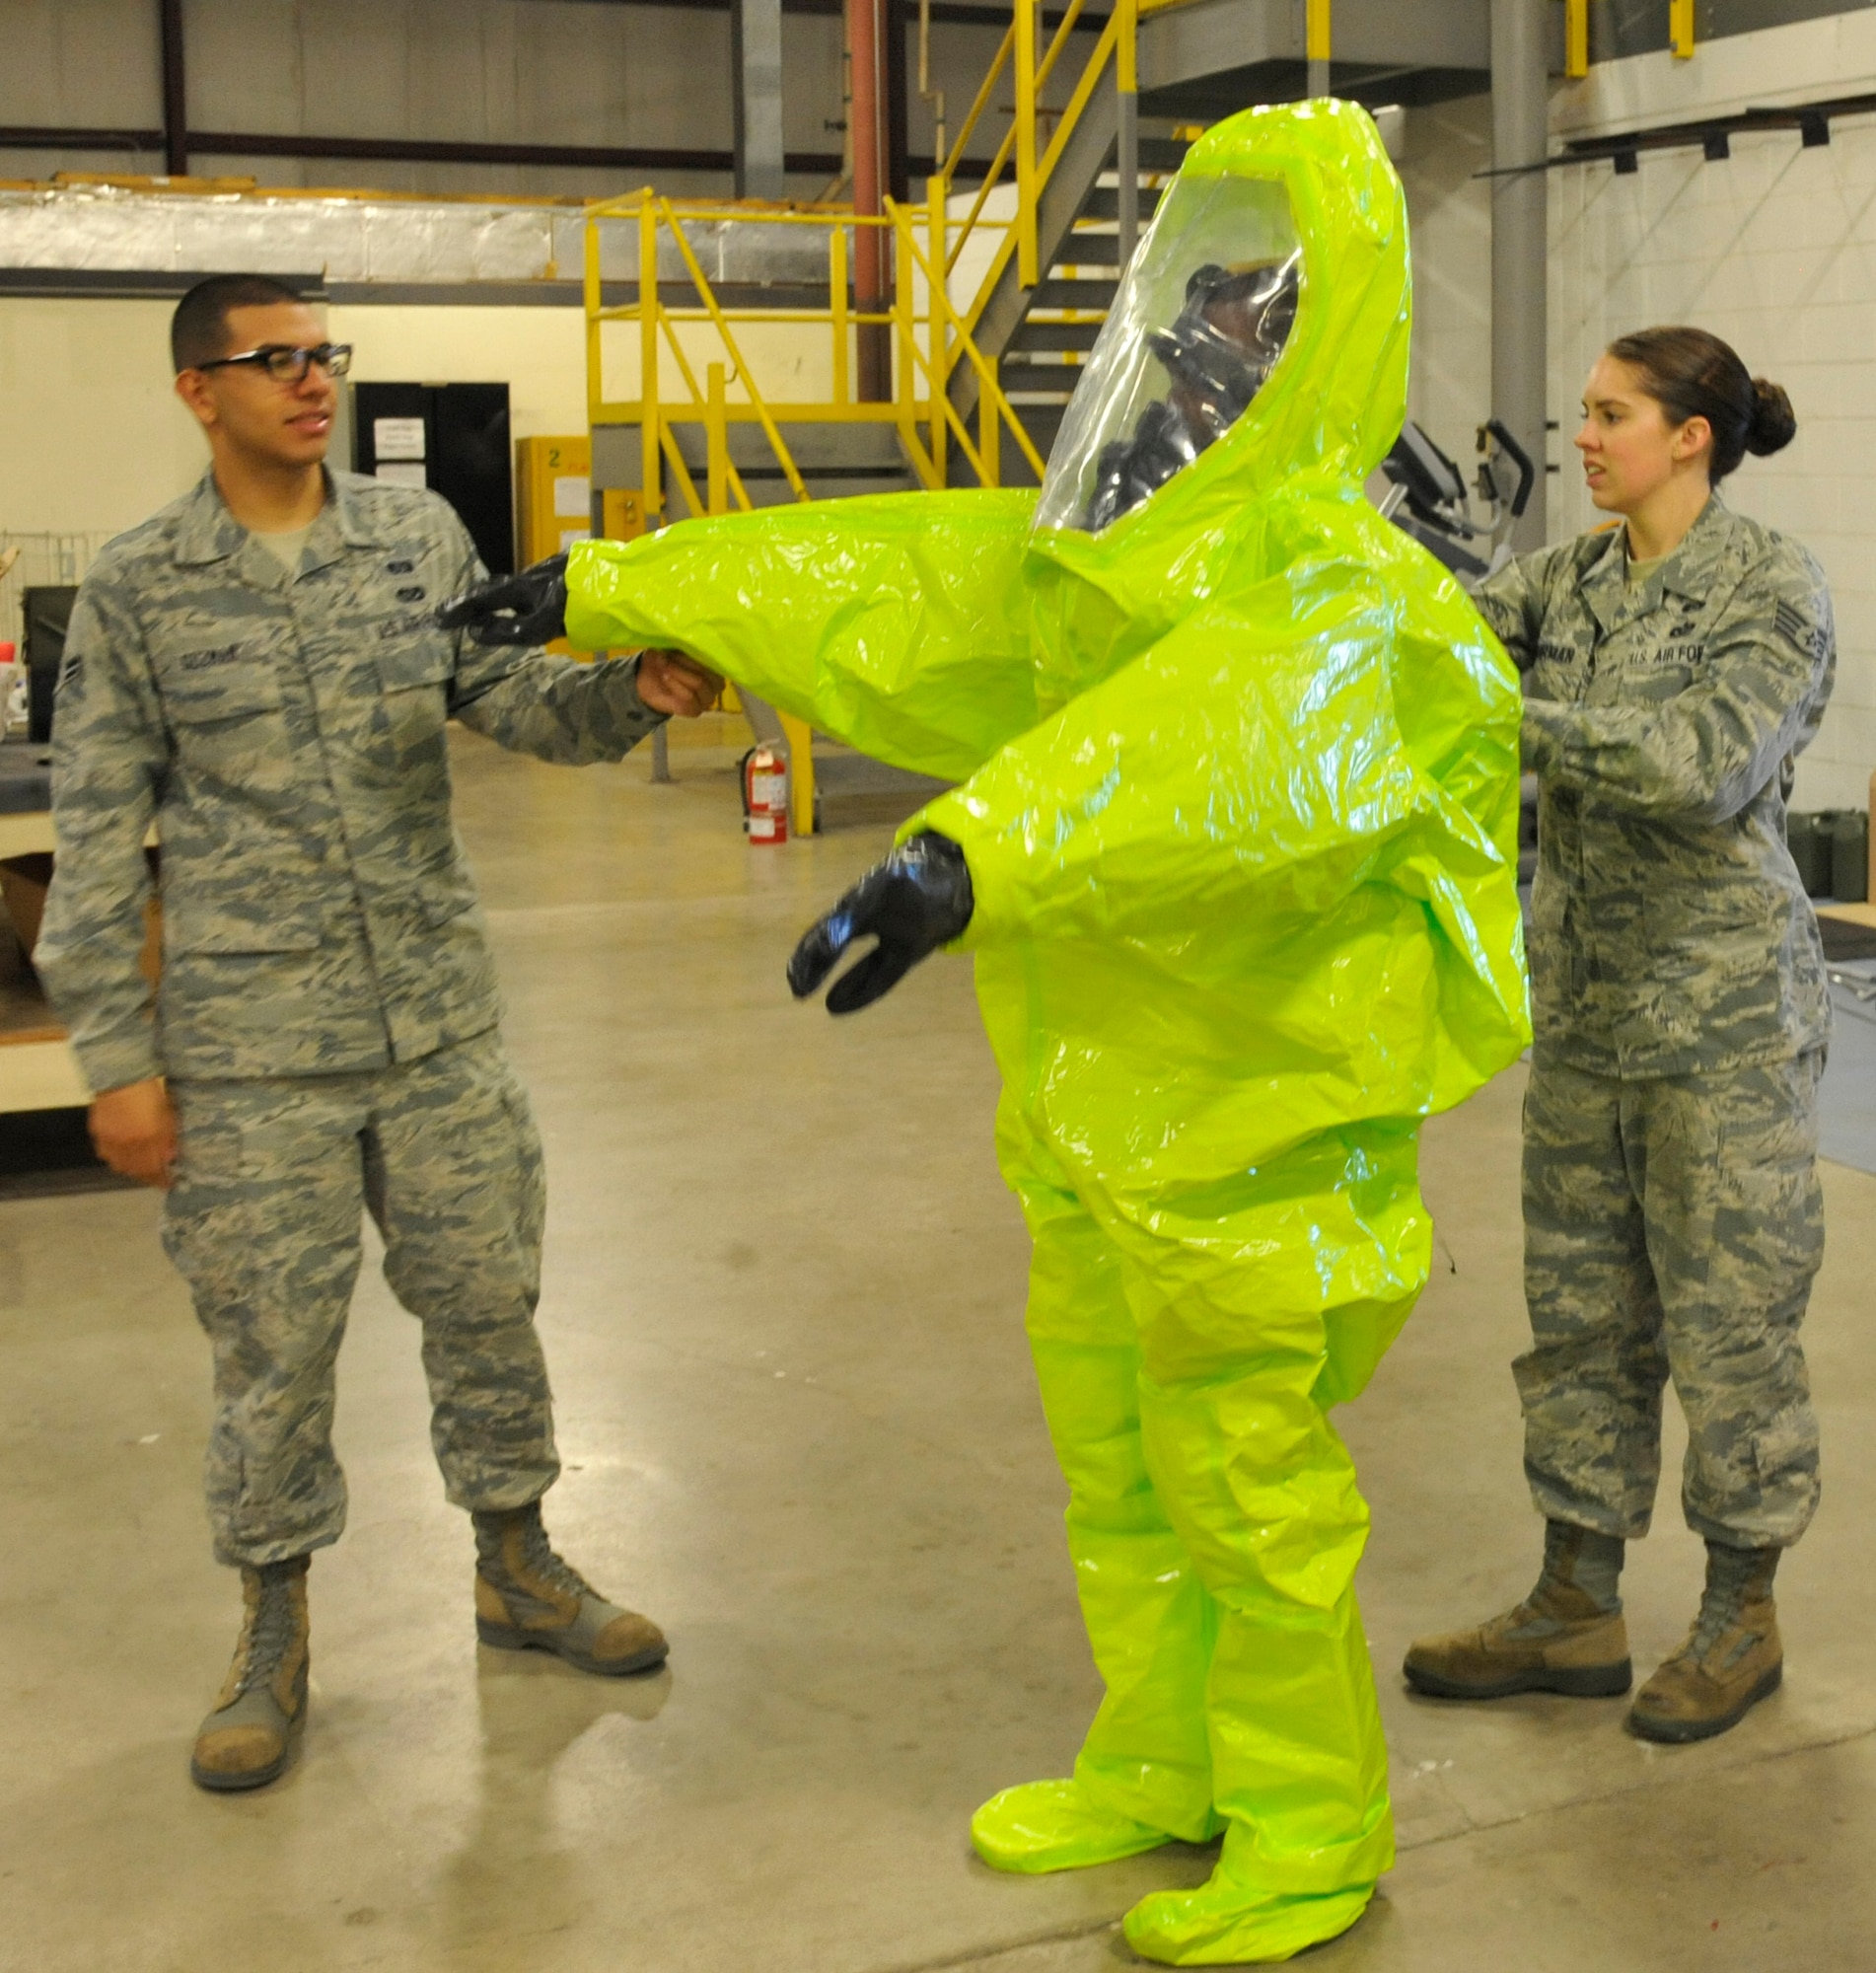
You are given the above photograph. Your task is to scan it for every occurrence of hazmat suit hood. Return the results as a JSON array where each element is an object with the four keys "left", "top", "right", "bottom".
[
  {"left": 1018, "top": 99, "right": 1413, "bottom": 710},
  {"left": 1040, "top": 99, "right": 1408, "bottom": 531}
]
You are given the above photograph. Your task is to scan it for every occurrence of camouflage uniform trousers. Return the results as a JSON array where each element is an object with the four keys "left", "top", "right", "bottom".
[
  {"left": 1516, "top": 1050, "right": 1824, "bottom": 1549},
  {"left": 162, "top": 1030, "right": 558, "bottom": 1567}
]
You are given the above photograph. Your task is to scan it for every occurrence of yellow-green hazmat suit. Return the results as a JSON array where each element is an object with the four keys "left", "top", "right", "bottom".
[{"left": 566, "top": 99, "right": 1529, "bottom": 1964}]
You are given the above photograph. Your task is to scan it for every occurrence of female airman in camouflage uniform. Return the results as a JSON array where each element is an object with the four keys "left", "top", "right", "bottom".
[{"left": 1406, "top": 327, "right": 1834, "bottom": 1744}]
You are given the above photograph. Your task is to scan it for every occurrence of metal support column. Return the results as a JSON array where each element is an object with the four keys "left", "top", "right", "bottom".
[
  {"left": 1116, "top": 0, "right": 1138, "bottom": 274},
  {"left": 1306, "top": 0, "right": 1331, "bottom": 100},
  {"left": 1491, "top": 0, "right": 1548, "bottom": 549},
  {"left": 1117, "top": 92, "right": 1139, "bottom": 271},
  {"left": 732, "top": 0, "right": 788, "bottom": 200},
  {"left": 158, "top": 0, "right": 187, "bottom": 177}
]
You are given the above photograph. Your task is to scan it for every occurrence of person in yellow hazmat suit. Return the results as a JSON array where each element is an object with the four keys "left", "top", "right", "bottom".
[{"left": 443, "top": 99, "right": 1529, "bottom": 1965}]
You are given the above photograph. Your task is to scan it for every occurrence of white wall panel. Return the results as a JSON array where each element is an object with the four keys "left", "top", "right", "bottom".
[
  {"left": 301, "top": 2, "right": 415, "bottom": 140},
  {"left": 1399, "top": 94, "right": 1493, "bottom": 470},
  {"left": 0, "top": 0, "right": 160, "bottom": 132},
  {"left": 1548, "top": 10, "right": 1876, "bottom": 810},
  {"left": 1550, "top": 106, "right": 1876, "bottom": 808},
  {"left": 0, "top": 298, "right": 226, "bottom": 536},
  {"left": 183, "top": 0, "right": 304, "bottom": 136},
  {"left": 334, "top": 302, "right": 589, "bottom": 436}
]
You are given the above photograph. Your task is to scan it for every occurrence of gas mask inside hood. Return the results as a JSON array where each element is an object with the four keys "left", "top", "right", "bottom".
[{"left": 1034, "top": 172, "right": 1302, "bottom": 534}]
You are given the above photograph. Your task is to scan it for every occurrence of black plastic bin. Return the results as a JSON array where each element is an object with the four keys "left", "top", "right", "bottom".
[
  {"left": 22, "top": 584, "right": 77, "bottom": 744},
  {"left": 1786, "top": 810, "right": 1832, "bottom": 897},
  {"left": 1831, "top": 809, "right": 1869, "bottom": 904}
]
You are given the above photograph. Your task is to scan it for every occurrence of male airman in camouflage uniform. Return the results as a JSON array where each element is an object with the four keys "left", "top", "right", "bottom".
[
  {"left": 1407, "top": 488, "right": 1835, "bottom": 1741},
  {"left": 35, "top": 274, "right": 719, "bottom": 1792}
]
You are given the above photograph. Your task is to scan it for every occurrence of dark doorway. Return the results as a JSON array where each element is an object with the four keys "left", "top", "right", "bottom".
[{"left": 353, "top": 382, "right": 515, "bottom": 576}]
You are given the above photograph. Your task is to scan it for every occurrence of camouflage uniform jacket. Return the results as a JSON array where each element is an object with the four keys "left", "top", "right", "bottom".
[
  {"left": 1477, "top": 493, "right": 1834, "bottom": 1078},
  {"left": 36, "top": 468, "right": 664, "bottom": 1090}
]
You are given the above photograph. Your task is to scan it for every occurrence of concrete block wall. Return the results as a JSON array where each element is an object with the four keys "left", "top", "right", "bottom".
[
  {"left": 1552, "top": 9, "right": 1876, "bottom": 809},
  {"left": 1399, "top": 95, "right": 1494, "bottom": 481}
]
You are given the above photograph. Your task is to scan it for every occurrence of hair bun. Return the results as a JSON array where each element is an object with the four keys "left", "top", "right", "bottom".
[{"left": 1747, "top": 378, "right": 1796, "bottom": 456}]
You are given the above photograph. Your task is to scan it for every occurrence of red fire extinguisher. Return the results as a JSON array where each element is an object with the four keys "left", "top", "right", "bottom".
[{"left": 742, "top": 744, "right": 789, "bottom": 845}]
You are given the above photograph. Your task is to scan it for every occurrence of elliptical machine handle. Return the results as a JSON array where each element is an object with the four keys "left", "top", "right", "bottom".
[{"left": 1484, "top": 418, "right": 1537, "bottom": 520}]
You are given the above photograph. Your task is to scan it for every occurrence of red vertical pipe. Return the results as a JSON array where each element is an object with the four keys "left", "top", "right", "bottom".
[{"left": 847, "top": 0, "right": 890, "bottom": 399}]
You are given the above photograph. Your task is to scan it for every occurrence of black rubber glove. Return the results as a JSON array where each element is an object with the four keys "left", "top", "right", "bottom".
[
  {"left": 436, "top": 551, "right": 569, "bottom": 646},
  {"left": 788, "top": 831, "right": 974, "bottom": 1015}
]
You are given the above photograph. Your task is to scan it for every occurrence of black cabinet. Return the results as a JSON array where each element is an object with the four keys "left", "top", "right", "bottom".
[
  {"left": 22, "top": 585, "right": 77, "bottom": 743},
  {"left": 353, "top": 382, "right": 515, "bottom": 576}
]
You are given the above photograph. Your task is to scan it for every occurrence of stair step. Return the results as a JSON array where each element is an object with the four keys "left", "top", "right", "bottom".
[
  {"left": 667, "top": 421, "right": 908, "bottom": 475},
  {"left": 1137, "top": 135, "right": 1191, "bottom": 171},
  {"left": 1054, "top": 239, "right": 1121, "bottom": 272},
  {"left": 677, "top": 471, "right": 917, "bottom": 514},
  {"left": 1008, "top": 319, "right": 1105, "bottom": 352},
  {"left": 1032, "top": 276, "right": 1117, "bottom": 310},
  {"left": 1078, "top": 184, "right": 1167, "bottom": 223}
]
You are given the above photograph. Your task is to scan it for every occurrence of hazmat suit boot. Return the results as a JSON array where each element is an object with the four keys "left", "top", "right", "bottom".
[
  {"left": 1404, "top": 1522, "right": 1631, "bottom": 1700},
  {"left": 971, "top": 1776, "right": 1187, "bottom": 1872},
  {"left": 1121, "top": 1819, "right": 1376, "bottom": 1966},
  {"left": 1629, "top": 1543, "right": 1781, "bottom": 1744},
  {"left": 472, "top": 1500, "right": 668, "bottom": 1675},
  {"left": 189, "top": 1555, "right": 311, "bottom": 1792}
]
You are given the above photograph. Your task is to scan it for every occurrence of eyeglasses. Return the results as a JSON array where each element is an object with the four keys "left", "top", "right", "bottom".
[{"left": 196, "top": 342, "right": 354, "bottom": 384}]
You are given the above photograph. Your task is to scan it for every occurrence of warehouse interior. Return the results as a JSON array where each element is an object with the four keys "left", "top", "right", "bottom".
[{"left": 4, "top": 2, "right": 1876, "bottom": 1969}]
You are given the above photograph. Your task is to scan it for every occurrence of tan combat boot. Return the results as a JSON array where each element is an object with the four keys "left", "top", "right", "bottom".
[
  {"left": 1629, "top": 1544, "right": 1781, "bottom": 1744},
  {"left": 190, "top": 1556, "right": 311, "bottom": 1792},
  {"left": 1405, "top": 1523, "right": 1632, "bottom": 1701},
  {"left": 472, "top": 1500, "right": 668, "bottom": 1676}
]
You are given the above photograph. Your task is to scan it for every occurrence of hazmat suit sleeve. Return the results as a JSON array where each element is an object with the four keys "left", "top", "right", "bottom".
[
  {"left": 1521, "top": 553, "right": 1835, "bottom": 824},
  {"left": 918, "top": 559, "right": 1517, "bottom": 955},
  {"left": 427, "top": 509, "right": 668, "bottom": 766},
  {"left": 562, "top": 490, "right": 1042, "bottom": 782}
]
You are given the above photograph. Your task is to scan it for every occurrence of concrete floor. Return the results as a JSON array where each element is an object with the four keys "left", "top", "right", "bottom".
[{"left": 4, "top": 720, "right": 1874, "bottom": 1973}]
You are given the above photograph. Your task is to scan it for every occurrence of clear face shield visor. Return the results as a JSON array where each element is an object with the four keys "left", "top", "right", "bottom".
[{"left": 1034, "top": 175, "right": 1302, "bottom": 534}]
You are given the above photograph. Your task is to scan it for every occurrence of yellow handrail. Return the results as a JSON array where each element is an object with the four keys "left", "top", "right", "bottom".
[
  {"left": 582, "top": 0, "right": 1137, "bottom": 512},
  {"left": 888, "top": 197, "right": 1046, "bottom": 481},
  {"left": 657, "top": 196, "right": 813, "bottom": 505},
  {"left": 1306, "top": 0, "right": 1330, "bottom": 63},
  {"left": 1036, "top": 0, "right": 1094, "bottom": 102},
  {"left": 640, "top": 199, "right": 661, "bottom": 519},
  {"left": 938, "top": 0, "right": 1092, "bottom": 292},
  {"left": 1016, "top": 0, "right": 1038, "bottom": 283},
  {"left": 942, "top": 23, "right": 1014, "bottom": 183},
  {"left": 1039, "top": 8, "right": 1122, "bottom": 199},
  {"left": 945, "top": 118, "right": 1020, "bottom": 282},
  {"left": 950, "top": 3, "right": 1122, "bottom": 346},
  {"left": 830, "top": 221, "right": 850, "bottom": 402},
  {"left": 578, "top": 0, "right": 1159, "bottom": 840}
]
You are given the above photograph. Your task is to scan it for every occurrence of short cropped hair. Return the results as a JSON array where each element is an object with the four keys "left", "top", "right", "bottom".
[{"left": 170, "top": 273, "right": 307, "bottom": 373}]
